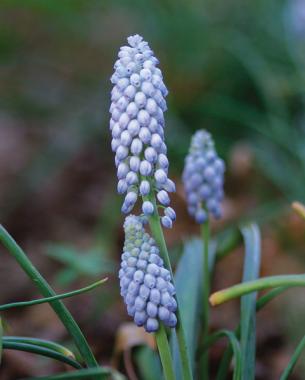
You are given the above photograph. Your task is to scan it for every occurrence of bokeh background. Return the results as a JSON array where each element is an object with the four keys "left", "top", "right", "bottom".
[{"left": 0, "top": 0, "right": 305, "bottom": 379}]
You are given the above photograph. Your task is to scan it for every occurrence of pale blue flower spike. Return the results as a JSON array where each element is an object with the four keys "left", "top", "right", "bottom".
[
  {"left": 182, "top": 130, "right": 225, "bottom": 224},
  {"left": 119, "top": 215, "right": 177, "bottom": 332},
  {"left": 110, "top": 35, "right": 175, "bottom": 227}
]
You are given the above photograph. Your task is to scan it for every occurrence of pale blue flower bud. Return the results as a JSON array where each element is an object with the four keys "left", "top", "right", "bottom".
[
  {"left": 116, "top": 145, "right": 129, "bottom": 160},
  {"left": 144, "top": 147, "right": 158, "bottom": 163},
  {"left": 126, "top": 102, "right": 138, "bottom": 118},
  {"left": 142, "top": 201, "right": 154, "bottom": 215},
  {"left": 161, "top": 216, "right": 173, "bottom": 229},
  {"left": 137, "top": 109, "right": 150, "bottom": 127},
  {"left": 151, "top": 133, "right": 163, "bottom": 150},
  {"left": 163, "top": 179, "right": 176, "bottom": 193},
  {"left": 139, "top": 127, "right": 151, "bottom": 144},
  {"left": 164, "top": 207, "right": 176, "bottom": 221},
  {"left": 158, "top": 153, "right": 169, "bottom": 169},
  {"left": 118, "top": 113, "right": 130, "bottom": 129},
  {"left": 130, "top": 138, "right": 143, "bottom": 155},
  {"left": 146, "top": 318, "right": 159, "bottom": 332},
  {"left": 126, "top": 171, "right": 138, "bottom": 185},
  {"left": 129, "top": 156, "right": 141, "bottom": 172},
  {"left": 139, "top": 180, "right": 150, "bottom": 196},
  {"left": 134, "top": 92, "right": 146, "bottom": 108},
  {"left": 157, "top": 190, "right": 170, "bottom": 206},
  {"left": 154, "top": 169, "right": 167, "bottom": 184},
  {"left": 147, "top": 302, "right": 158, "bottom": 318},
  {"left": 117, "top": 163, "right": 129, "bottom": 179},
  {"left": 124, "top": 84, "right": 136, "bottom": 99},
  {"left": 140, "top": 160, "right": 152, "bottom": 176}
]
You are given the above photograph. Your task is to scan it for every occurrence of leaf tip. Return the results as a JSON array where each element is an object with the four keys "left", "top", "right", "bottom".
[{"left": 292, "top": 201, "right": 305, "bottom": 221}]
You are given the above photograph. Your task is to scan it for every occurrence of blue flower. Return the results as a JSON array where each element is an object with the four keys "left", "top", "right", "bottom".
[
  {"left": 182, "top": 130, "right": 225, "bottom": 223},
  {"left": 119, "top": 215, "right": 177, "bottom": 332},
  {"left": 110, "top": 35, "right": 175, "bottom": 227}
]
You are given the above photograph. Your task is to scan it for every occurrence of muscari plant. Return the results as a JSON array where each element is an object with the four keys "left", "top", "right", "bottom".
[{"left": 1, "top": 34, "right": 305, "bottom": 380}]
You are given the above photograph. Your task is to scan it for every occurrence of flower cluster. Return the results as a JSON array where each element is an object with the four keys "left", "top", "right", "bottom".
[
  {"left": 119, "top": 215, "right": 177, "bottom": 333},
  {"left": 182, "top": 130, "right": 225, "bottom": 224},
  {"left": 109, "top": 34, "right": 176, "bottom": 228}
]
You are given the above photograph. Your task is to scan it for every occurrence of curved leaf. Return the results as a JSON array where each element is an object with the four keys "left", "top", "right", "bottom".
[
  {"left": 3, "top": 341, "right": 82, "bottom": 369},
  {"left": 0, "top": 278, "right": 107, "bottom": 311}
]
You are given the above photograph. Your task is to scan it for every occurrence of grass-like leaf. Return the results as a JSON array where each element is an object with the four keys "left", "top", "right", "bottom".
[
  {"left": 0, "top": 224, "right": 99, "bottom": 368},
  {"left": 200, "top": 330, "right": 242, "bottom": 380},
  {"left": 171, "top": 238, "right": 216, "bottom": 379},
  {"left": 239, "top": 223, "right": 261, "bottom": 380},
  {"left": 0, "top": 278, "right": 107, "bottom": 311},
  {"left": 134, "top": 346, "right": 162, "bottom": 380},
  {"left": 23, "top": 367, "right": 112, "bottom": 380},
  {"left": 210, "top": 274, "right": 305, "bottom": 305},
  {"left": 3, "top": 340, "right": 82, "bottom": 369},
  {"left": 280, "top": 334, "right": 305, "bottom": 380},
  {"left": 3, "top": 336, "right": 75, "bottom": 359}
]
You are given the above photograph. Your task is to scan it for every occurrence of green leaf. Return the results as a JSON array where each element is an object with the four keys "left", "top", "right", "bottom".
[
  {"left": 3, "top": 341, "right": 82, "bottom": 369},
  {"left": 134, "top": 346, "right": 162, "bottom": 380},
  {"left": 0, "top": 224, "right": 99, "bottom": 368},
  {"left": 171, "top": 238, "right": 217, "bottom": 379},
  {"left": 23, "top": 367, "right": 112, "bottom": 380},
  {"left": 0, "top": 278, "right": 107, "bottom": 311},
  {"left": 200, "top": 330, "right": 242, "bottom": 380},
  {"left": 3, "top": 336, "right": 75, "bottom": 359},
  {"left": 280, "top": 334, "right": 305, "bottom": 380},
  {"left": 210, "top": 274, "right": 305, "bottom": 305},
  {"left": 240, "top": 223, "right": 261, "bottom": 380}
]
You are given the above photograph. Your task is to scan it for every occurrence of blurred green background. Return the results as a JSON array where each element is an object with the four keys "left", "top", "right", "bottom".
[{"left": 0, "top": 0, "right": 305, "bottom": 379}]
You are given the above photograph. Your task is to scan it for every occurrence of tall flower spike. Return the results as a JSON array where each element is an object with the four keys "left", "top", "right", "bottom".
[
  {"left": 182, "top": 130, "right": 225, "bottom": 224},
  {"left": 110, "top": 35, "right": 176, "bottom": 228},
  {"left": 119, "top": 215, "right": 177, "bottom": 333}
]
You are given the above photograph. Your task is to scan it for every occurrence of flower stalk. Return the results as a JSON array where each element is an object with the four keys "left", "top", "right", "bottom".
[
  {"left": 200, "top": 218, "right": 210, "bottom": 379},
  {"left": 145, "top": 193, "right": 193, "bottom": 380}
]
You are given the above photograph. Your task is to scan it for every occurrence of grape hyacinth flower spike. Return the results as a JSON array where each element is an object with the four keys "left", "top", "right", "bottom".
[
  {"left": 119, "top": 215, "right": 177, "bottom": 333},
  {"left": 109, "top": 34, "right": 176, "bottom": 228},
  {"left": 182, "top": 130, "right": 225, "bottom": 224}
]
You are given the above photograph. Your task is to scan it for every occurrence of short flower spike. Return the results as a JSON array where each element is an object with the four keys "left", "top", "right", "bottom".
[
  {"left": 182, "top": 130, "right": 225, "bottom": 223},
  {"left": 110, "top": 35, "right": 176, "bottom": 227},
  {"left": 119, "top": 215, "right": 177, "bottom": 332}
]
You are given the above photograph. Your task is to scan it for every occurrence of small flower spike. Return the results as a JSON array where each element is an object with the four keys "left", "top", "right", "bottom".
[
  {"left": 182, "top": 130, "right": 225, "bottom": 223},
  {"left": 110, "top": 35, "right": 175, "bottom": 227},
  {"left": 119, "top": 215, "right": 177, "bottom": 332}
]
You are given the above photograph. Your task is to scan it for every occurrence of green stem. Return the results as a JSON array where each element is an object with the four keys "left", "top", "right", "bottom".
[
  {"left": 200, "top": 219, "right": 210, "bottom": 379},
  {"left": 0, "top": 224, "right": 98, "bottom": 368},
  {"left": 155, "top": 325, "right": 175, "bottom": 380},
  {"left": 145, "top": 194, "right": 193, "bottom": 380},
  {"left": 0, "top": 279, "right": 107, "bottom": 311},
  {"left": 3, "top": 341, "right": 82, "bottom": 369},
  {"left": 210, "top": 274, "right": 305, "bottom": 306},
  {"left": 280, "top": 334, "right": 305, "bottom": 380}
]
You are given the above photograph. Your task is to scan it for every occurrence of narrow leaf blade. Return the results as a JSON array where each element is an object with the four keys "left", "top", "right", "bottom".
[{"left": 240, "top": 223, "right": 261, "bottom": 380}]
